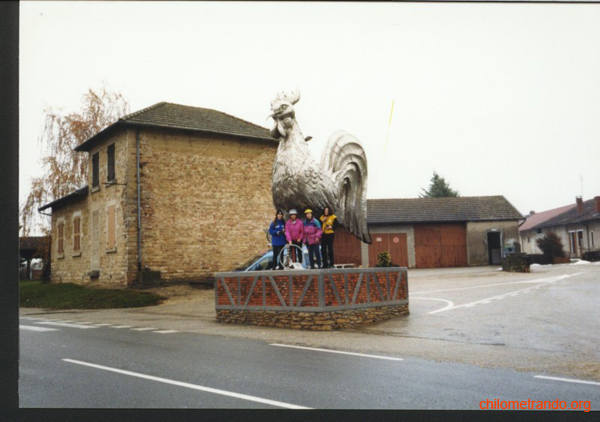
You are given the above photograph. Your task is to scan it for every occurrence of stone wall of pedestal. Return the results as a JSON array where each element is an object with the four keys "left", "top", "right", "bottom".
[{"left": 215, "top": 267, "right": 409, "bottom": 330}]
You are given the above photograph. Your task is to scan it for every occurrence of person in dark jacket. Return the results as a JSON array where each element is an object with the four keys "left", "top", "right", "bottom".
[
  {"left": 319, "top": 206, "right": 340, "bottom": 268},
  {"left": 268, "top": 210, "right": 286, "bottom": 270},
  {"left": 303, "top": 209, "right": 322, "bottom": 269}
]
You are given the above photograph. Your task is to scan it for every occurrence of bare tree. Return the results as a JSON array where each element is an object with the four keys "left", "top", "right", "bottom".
[{"left": 21, "top": 87, "right": 129, "bottom": 235}]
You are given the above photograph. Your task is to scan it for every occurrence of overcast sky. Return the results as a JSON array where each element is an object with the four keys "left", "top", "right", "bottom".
[{"left": 20, "top": 1, "right": 600, "bottom": 231}]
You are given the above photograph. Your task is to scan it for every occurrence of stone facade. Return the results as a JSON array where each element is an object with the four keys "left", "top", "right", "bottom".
[
  {"left": 466, "top": 221, "right": 520, "bottom": 266},
  {"left": 48, "top": 123, "right": 277, "bottom": 287},
  {"left": 137, "top": 127, "right": 275, "bottom": 282}
]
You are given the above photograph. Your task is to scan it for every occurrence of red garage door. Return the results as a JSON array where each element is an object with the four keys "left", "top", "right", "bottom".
[
  {"left": 368, "top": 233, "right": 409, "bottom": 267},
  {"left": 414, "top": 223, "right": 467, "bottom": 268},
  {"left": 334, "top": 227, "right": 362, "bottom": 267}
]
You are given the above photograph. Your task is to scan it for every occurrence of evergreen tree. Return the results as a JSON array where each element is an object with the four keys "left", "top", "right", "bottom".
[{"left": 420, "top": 172, "right": 459, "bottom": 198}]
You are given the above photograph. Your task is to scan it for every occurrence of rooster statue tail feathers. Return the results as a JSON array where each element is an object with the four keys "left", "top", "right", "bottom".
[{"left": 321, "top": 130, "right": 372, "bottom": 244}]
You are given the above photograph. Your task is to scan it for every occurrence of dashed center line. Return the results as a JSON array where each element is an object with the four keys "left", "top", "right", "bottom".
[
  {"left": 270, "top": 344, "right": 403, "bottom": 361},
  {"left": 534, "top": 375, "right": 600, "bottom": 386},
  {"left": 110, "top": 325, "right": 134, "bottom": 329},
  {"left": 37, "top": 321, "right": 98, "bottom": 329},
  {"left": 131, "top": 327, "right": 158, "bottom": 331},
  {"left": 63, "top": 359, "right": 310, "bottom": 409},
  {"left": 20, "top": 325, "right": 59, "bottom": 332}
]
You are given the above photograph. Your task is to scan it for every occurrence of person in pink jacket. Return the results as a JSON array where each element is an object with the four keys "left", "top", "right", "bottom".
[
  {"left": 303, "top": 209, "right": 322, "bottom": 269},
  {"left": 285, "top": 209, "right": 304, "bottom": 264}
]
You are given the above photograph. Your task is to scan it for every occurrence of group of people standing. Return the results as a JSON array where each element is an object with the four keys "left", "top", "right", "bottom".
[{"left": 268, "top": 207, "right": 340, "bottom": 270}]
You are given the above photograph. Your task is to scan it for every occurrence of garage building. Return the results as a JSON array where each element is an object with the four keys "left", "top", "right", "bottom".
[{"left": 334, "top": 196, "right": 523, "bottom": 268}]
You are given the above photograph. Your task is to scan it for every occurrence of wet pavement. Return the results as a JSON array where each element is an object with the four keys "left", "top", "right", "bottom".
[{"left": 20, "top": 262, "right": 600, "bottom": 382}]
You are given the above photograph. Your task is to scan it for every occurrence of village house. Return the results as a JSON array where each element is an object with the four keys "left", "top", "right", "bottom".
[
  {"left": 39, "top": 102, "right": 278, "bottom": 287},
  {"left": 334, "top": 196, "right": 524, "bottom": 268},
  {"left": 519, "top": 196, "right": 600, "bottom": 259}
]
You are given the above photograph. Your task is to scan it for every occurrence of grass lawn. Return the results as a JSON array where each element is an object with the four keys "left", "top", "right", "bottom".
[{"left": 20, "top": 280, "right": 165, "bottom": 310}]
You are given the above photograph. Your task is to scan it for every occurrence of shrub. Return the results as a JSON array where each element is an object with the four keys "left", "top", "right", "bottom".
[
  {"left": 375, "top": 251, "right": 394, "bottom": 267},
  {"left": 536, "top": 231, "right": 566, "bottom": 258}
]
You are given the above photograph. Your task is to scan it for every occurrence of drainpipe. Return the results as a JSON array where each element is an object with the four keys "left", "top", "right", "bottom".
[{"left": 136, "top": 129, "right": 142, "bottom": 271}]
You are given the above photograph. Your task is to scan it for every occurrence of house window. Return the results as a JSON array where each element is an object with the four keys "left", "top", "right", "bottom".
[
  {"left": 536, "top": 228, "right": 542, "bottom": 234},
  {"left": 591, "top": 232, "right": 594, "bottom": 248},
  {"left": 73, "top": 216, "right": 81, "bottom": 252},
  {"left": 57, "top": 221, "right": 64, "bottom": 255},
  {"left": 107, "top": 205, "right": 116, "bottom": 251},
  {"left": 92, "top": 152, "right": 100, "bottom": 188},
  {"left": 107, "top": 143, "right": 115, "bottom": 182}
]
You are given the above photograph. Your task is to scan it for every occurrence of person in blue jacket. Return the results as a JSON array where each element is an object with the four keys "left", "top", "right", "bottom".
[{"left": 269, "top": 209, "right": 286, "bottom": 270}]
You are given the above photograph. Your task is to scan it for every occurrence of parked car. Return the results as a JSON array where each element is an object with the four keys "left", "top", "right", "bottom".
[{"left": 241, "top": 245, "right": 310, "bottom": 271}]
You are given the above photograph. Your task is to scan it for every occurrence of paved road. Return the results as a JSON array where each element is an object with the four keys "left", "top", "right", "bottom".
[
  {"left": 20, "top": 262, "right": 600, "bottom": 409},
  {"left": 19, "top": 315, "right": 599, "bottom": 409}
]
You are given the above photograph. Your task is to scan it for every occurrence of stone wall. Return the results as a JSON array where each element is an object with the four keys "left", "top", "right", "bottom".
[
  {"left": 137, "top": 127, "right": 277, "bottom": 282},
  {"left": 501, "top": 253, "right": 530, "bottom": 273},
  {"left": 87, "top": 128, "right": 131, "bottom": 285},
  {"left": 50, "top": 200, "right": 90, "bottom": 284},
  {"left": 217, "top": 305, "right": 409, "bottom": 330}
]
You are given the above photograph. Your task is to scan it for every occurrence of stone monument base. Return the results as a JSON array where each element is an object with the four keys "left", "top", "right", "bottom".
[{"left": 215, "top": 267, "right": 409, "bottom": 331}]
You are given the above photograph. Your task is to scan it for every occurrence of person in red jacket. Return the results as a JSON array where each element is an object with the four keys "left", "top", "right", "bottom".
[
  {"left": 303, "top": 209, "right": 322, "bottom": 269},
  {"left": 285, "top": 209, "right": 304, "bottom": 264}
]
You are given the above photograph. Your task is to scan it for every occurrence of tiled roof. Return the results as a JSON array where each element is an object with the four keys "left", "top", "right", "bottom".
[
  {"left": 533, "top": 198, "right": 600, "bottom": 230},
  {"left": 20, "top": 236, "right": 50, "bottom": 252},
  {"left": 519, "top": 204, "right": 575, "bottom": 232},
  {"left": 38, "top": 186, "right": 89, "bottom": 212},
  {"left": 367, "top": 196, "right": 523, "bottom": 224},
  {"left": 75, "top": 102, "right": 277, "bottom": 151}
]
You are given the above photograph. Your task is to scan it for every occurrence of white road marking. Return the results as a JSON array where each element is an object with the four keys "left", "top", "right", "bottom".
[
  {"left": 153, "top": 330, "right": 179, "bottom": 334},
  {"left": 62, "top": 359, "right": 310, "bottom": 409},
  {"left": 411, "top": 273, "right": 582, "bottom": 295},
  {"left": 37, "top": 321, "right": 98, "bottom": 329},
  {"left": 270, "top": 344, "right": 403, "bottom": 361},
  {"left": 429, "top": 274, "right": 582, "bottom": 315},
  {"left": 92, "top": 323, "right": 113, "bottom": 327},
  {"left": 73, "top": 322, "right": 94, "bottom": 325},
  {"left": 20, "top": 325, "right": 59, "bottom": 332},
  {"left": 534, "top": 375, "right": 600, "bottom": 386},
  {"left": 411, "top": 297, "right": 455, "bottom": 314},
  {"left": 110, "top": 325, "right": 133, "bottom": 329},
  {"left": 131, "top": 327, "right": 158, "bottom": 331}
]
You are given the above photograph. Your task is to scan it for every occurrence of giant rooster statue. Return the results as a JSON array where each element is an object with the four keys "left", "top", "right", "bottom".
[{"left": 269, "top": 89, "right": 372, "bottom": 244}]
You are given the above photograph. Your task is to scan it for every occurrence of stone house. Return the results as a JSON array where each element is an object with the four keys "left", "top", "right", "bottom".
[
  {"left": 520, "top": 196, "right": 600, "bottom": 258},
  {"left": 334, "top": 196, "right": 524, "bottom": 268},
  {"left": 39, "top": 102, "right": 278, "bottom": 287}
]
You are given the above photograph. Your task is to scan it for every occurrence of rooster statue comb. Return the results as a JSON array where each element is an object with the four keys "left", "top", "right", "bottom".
[{"left": 269, "top": 89, "right": 372, "bottom": 244}]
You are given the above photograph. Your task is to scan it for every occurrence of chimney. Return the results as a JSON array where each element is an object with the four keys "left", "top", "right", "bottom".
[
  {"left": 576, "top": 196, "right": 583, "bottom": 213},
  {"left": 595, "top": 196, "right": 600, "bottom": 213}
]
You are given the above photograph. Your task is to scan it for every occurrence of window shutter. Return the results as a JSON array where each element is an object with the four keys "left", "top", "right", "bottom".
[
  {"left": 107, "top": 144, "right": 115, "bottom": 181},
  {"left": 58, "top": 222, "right": 64, "bottom": 254},
  {"left": 74, "top": 217, "right": 81, "bottom": 251},
  {"left": 107, "top": 205, "right": 116, "bottom": 250},
  {"left": 92, "top": 152, "right": 100, "bottom": 188}
]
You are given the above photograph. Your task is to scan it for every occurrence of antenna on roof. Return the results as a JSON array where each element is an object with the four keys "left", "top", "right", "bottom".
[{"left": 580, "top": 175, "right": 583, "bottom": 199}]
